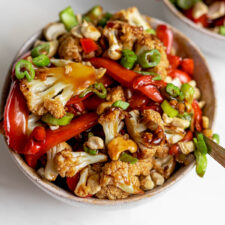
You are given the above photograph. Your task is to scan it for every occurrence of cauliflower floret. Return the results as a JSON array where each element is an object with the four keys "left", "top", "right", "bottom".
[
  {"left": 55, "top": 149, "right": 107, "bottom": 177},
  {"left": 112, "top": 7, "right": 151, "bottom": 30},
  {"left": 135, "top": 34, "right": 169, "bottom": 80},
  {"left": 99, "top": 160, "right": 152, "bottom": 197},
  {"left": 74, "top": 167, "right": 101, "bottom": 197},
  {"left": 20, "top": 62, "right": 99, "bottom": 118},
  {"left": 103, "top": 21, "right": 143, "bottom": 59},
  {"left": 44, "top": 142, "right": 72, "bottom": 181},
  {"left": 58, "top": 34, "right": 82, "bottom": 61},
  {"left": 98, "top": 108, "right": 126, "bottom": 145},
  {"left": 164, "top": 126, "right": 186, "bottom": 145}
]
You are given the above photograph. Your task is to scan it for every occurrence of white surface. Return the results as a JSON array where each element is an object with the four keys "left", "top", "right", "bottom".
[{"left": 0, "top": 0, "right": 224, "bottom": 224}]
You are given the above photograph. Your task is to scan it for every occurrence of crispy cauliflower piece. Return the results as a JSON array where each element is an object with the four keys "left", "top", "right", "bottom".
[
  {"left": 74, "top": 167, "right": 101, "bottom": 197},
  {"left": 98, "top": 108, "right": 126, "bottom": 145},
  {"left": 163, "top": 113, "right": 190, "bottom": 130},
  {"left": 55, "top": 150, "right": 108, "bottom": 177},
  {"left": 112, "top": 7, "right": 151, "bottom": 30},
  {"left": 151, "top": 170, "right": 165, "bottom": 186},
  {"left": 135, "top": 34, "right": 169, "bottom": 80},
  {"left": 58, "top": 34, "right": 82, "bottom": 61},
  {"left": 44, "top": 142, "right": 72, "bottom": 181},
  {"left": 164, "top": 126, "right": 186, "bottom": 145},
  {"left": 178, "top": 141, "right": 195, "bottom": 155}
]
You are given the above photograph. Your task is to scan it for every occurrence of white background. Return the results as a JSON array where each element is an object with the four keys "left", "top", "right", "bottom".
[{"left": 0, "top": 0, "right": 224, "bottom": 224}]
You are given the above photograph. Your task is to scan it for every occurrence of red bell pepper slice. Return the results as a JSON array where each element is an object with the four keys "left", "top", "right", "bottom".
[
  {"left": 80, "top": 38, "right": 98, "bottom": 54},
  {"left": 67, "top": 174, "right": 80, "bottom": 192},
  {"left": 89, "top": 57, "right": 138, "bottom": 88},
  {"left": 168, "top": 69, "right": 191, "bottom": 83},
  {"left": 129, "top": 92, "right": 149, "bottom": 109},
  {"left": 83, "top": 95, "right": 104, "bottom": 111},
  {"left": 192, "top": 100, "right": 202, "bottom": 132},
  {"left": 181, "top": 58, "right": 194, "bottom": 76},
  {"left": 167, "top": 54, "right": 181, "bottom": 69},
  {"left": 3, "top": 81, "right": 29, "bottom": 154},
  {"left": 156, "top": 25, "right": 173, "bottom": 54}
]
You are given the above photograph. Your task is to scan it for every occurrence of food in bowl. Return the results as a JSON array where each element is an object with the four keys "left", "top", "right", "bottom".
[
  {"left": 2, "top": 6, "right": 219, "bottom": 200},
  {"left": 171, "top": 0, "right": 225, "bottom": 36}
]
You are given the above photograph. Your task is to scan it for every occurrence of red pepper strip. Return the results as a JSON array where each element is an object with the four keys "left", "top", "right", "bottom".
[
  {"left": 129, "top": 92, "right": 149, "bottom": 109},
  {"left": 89, "top": 57, "right": 138, "bottom": 88},
  {"left": 133, "top": 76, "right": 166, "bottom": 89},
  {"left": 24, "top": 112, "right": 98, "bottom": 156},
  {"left": 3, "top": 81, "right": 29, "bottom": 154},
  {"left": 214, "top": 15, "right": 225, "bottom": 26},
  {"left": 67, "top": 174, "right": 80, "bottom": 192},
  {"left": 156, "top": 25, "right": 173, "bottom": 54},
  {"left": 168, "top": 69, "right": 191, "bottom": 83},
  {"left": 66, "top": 93, "right": 92, "bottom": 105},
  {"left": 83, "top": 95, "right": 104, "bottom": 111},
  {"left": 181, "top": 58, "right": 194, "bottom": 76},
  {"left": 80, "top": 38, "right": 98, "bottom": 54},
  {"left": 167, "top": 54, "right": 181, "bottom": 69},
  {"left": 169, "top": 130, "right": 193, "bottom": 155},
  {"left": 192, "top": 100, "right": 202, "bottom": 132}
]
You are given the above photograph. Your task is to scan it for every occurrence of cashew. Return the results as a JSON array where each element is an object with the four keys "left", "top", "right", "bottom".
[
  {"left": 140, "top": 175, "right": 155, "bottom": 190},
  {"left": 43, "top": 22, "right": 67, "bottom": 41},
  {"left": 86, "top": 136, "right": 104, "bottom": 150},
  {"left": 151, "top": 171, "right": 165, "bottom": 186},
  {"left": 202, "top": 116, "right": 209, "bottom": 129},
  {"left": 178, "top": 141, "right": 195, "bottom": 155},
  {"left": 107, "top": 136, "right": 138, "bottom": 160},
  {"left": 81, "top": 20, "right": 101, "bottom": 41}
]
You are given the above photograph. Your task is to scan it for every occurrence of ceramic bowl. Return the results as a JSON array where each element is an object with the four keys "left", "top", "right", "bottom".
[
  {"left": 1, "top": 17, "right": 215, "bottom": 207},
  {"left": 163, "top": 0, "right": 225, "bottom": 58}
]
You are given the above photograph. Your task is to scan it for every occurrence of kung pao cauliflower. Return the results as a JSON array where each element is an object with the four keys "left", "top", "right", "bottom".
[{"left": 2, "top": 5, "right": 218, "bottom": 201}]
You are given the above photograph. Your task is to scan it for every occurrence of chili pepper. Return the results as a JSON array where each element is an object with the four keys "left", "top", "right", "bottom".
[
  {"left": 59, "top": 6, "right": 78, "bottom": 30},
  {"left": 194, "top": 150, "right": 207, "bottom": 177},
  {"left": 31, "top": 43, "right": 50, "bottom": 58},
  {"left": 129, "top": 92, "right": 149, "bottom": 109},
  {"left": 79, "top": 82, "right": 107, "bottom": 99},
  {"left": 3, "top": 81, "right": 29, "bottom": 154},
  {"left": 192, "top": 100, "right": 202, "bottom": 132},
  {"left": 195, "top": 133, "right": 208, "bottom": 155},
  {"left": 167, "top": 54, "right": 181, "bottom": 69},
  {"left": 83, "top": 145, "right": 97, "bottom": 155},
  {"left": 89, "top": 57, "right": 138, "bottom": 88},
  {"left": 133, "top": 75, "right": 166, "bottom": 89},
  {"left": 80, "top": 38, "right": 98, "bottom": 54},
  {"left": 145, "top": 28, "right": 156, "bottom": 35},
  {"left": 169, "top": 144, "right": 180, "bottom": 155},
  {"left": 112, "top": 100, "right": 130, "bottom": 110},
  {"left": 32, "top": 54, "right": 50, "bottom": 67},
  {"left": 212, "top": 133, "right": 220, "bottom": 144},
  {"left": 166, "top": 83, "right": 180, "bottom": 97},
  {"left": 156, "top": 25, "right": 173, "bottom": 54},
  {"left": 15, "top": 59, "right": 35, "bottom": 81},
  {"left": 84, "top": 5, "right": 103, "bottom": 23},
  {"left": 67, "top": 173, "right": 80, "bottom": 192},
  {"left": 180, "top": 83, "right": 194, "bottom": 103},
  {"left": 120, "top": 49, "right": 137, "bottom": 69},
  {"left": 97, "top": 12, "right": 112, "bottom": 27},
  {"left": 180, "top": 58, "right": 194, "bottom": 75},
  {"left": 42, "top": 113, "right": 74, "bottom": 126},
  {"left": 83, "top": 95, "right": 104, "bottom": 111},
  {"left": 161, "top": 100, "right": 179, "bottom": 118},
  {"left": 168, "top": 69, "right": 191, "bottom": 83},
  {"left": 119, "top": 152, "right": 138, "bottom": 164},
  {"left": 32, "top": 126, "right": 46, "bottom": 141},
  {"left": 214, "top": 15, "right": 225, "bottom": 27},
  {"left": 138, "top": 49, "right": 161, "bottom": 69},
  {"left": 24, "top": 112, "right": 98, "bottom": 156}
]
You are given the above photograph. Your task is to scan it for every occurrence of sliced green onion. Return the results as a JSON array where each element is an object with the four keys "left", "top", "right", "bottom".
[
  {"left": 161, "top": 100, "right": 179, "bottom": 118},
  {"left": 181, "top": 83, "right": 194, "bottom": 103},
  {"left": 212, "top": 133, "right": 220, "bottom": 145},
  {"left": 177, "top": 0, "right": 194, "bottom": 10},
  {"left": 15, "top": 59, "right": 35, "bottom": 82},
  {"left": 32, "top": 54, "right": 50, "bottom": 67},
  {"left": 145, "top": 28, "right": 156, "bottom": 35},
  {"left": 178, "top": 112, "right": 192, "bottom": 121},
  {"left": 59, "top": 6, "right": 78, "bottom": 31},
  {"left": 166, "top": 83, "right": 180, "bottom": 97},
  {"left": 83, "top": 145, "right": 97, "bottom": 155},
  {"left": 88, "top": 132, "right": 94, "bottom": 138},
  {"left": 84, "top": 5, "right": 103, "bottom": 23},
  {"left": 219, "top": 26, "right": 225, "bottom": 36},
  {"left": 31, "top": 43, "right": 50, "bottom": 58},
  {"left": 97, "top": 12, "right": 112, "bottom": 27},
  {"left": 79, "top": 82, "right": 107, "bottom": 99},
  {"left": 134, "top": 71, "right": 162, "bottom": 80},
  {"left": 119, "top": 152, "right": 138, "bottom": 164},
  {"left": 138, "top": 49, "right": 161, "bottom": 69},
  {"left": 112, "top": 100, "right": 130, "bottom": 110},
  {"left": 196, "top": 133, "right": 208, "bottom": 155},
  {"left": 120, "top": 49, "right": 137, "bottom": 69},
  {"left": 179, "top": 91, "right": 185, "bottom": 101},
  {"left": 194, "top": 150, "right": 207, "bottom": 177},
  {"left": 42, "top": 113, "right": 74, "bottom": 126}
]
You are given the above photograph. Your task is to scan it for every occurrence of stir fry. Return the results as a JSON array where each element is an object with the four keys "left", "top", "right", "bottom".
[
  {"left": 171, "top": 0, "right": 225, "bottom": 36},
  {"left": 3, "top": 6, "right": 219, "bottom": 200}
]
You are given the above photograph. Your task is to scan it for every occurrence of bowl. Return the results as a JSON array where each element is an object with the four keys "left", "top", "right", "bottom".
[
  {"left": 163, "top": 0, "right": 225, "bottom": 58},
  {"left": 1, "top": 16, "right": 215, "bottom": 207}
]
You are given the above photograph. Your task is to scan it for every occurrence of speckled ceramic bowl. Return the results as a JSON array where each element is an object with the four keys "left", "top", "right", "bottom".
[
  {"left": 163, "top": 0, "right": 225, "bottom": 58},
  {"left": 1, "top": 17, "right": 215, "bottom": 207}
]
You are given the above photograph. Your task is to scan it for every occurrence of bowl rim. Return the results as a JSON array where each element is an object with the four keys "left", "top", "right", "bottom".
[
  {"left": 163, "top": 0, "right": 225, "bottom": 42},
  {"left": 1, "top": 16, "right": 215, "bottom": 206}
]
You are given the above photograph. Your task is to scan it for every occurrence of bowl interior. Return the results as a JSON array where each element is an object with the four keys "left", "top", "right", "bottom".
[
  {"left": 163, "top": 0, "right": 225, "bottom": 42},
  {"left": 1, "top": 17, "right": 215, "bottom": 206}
]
